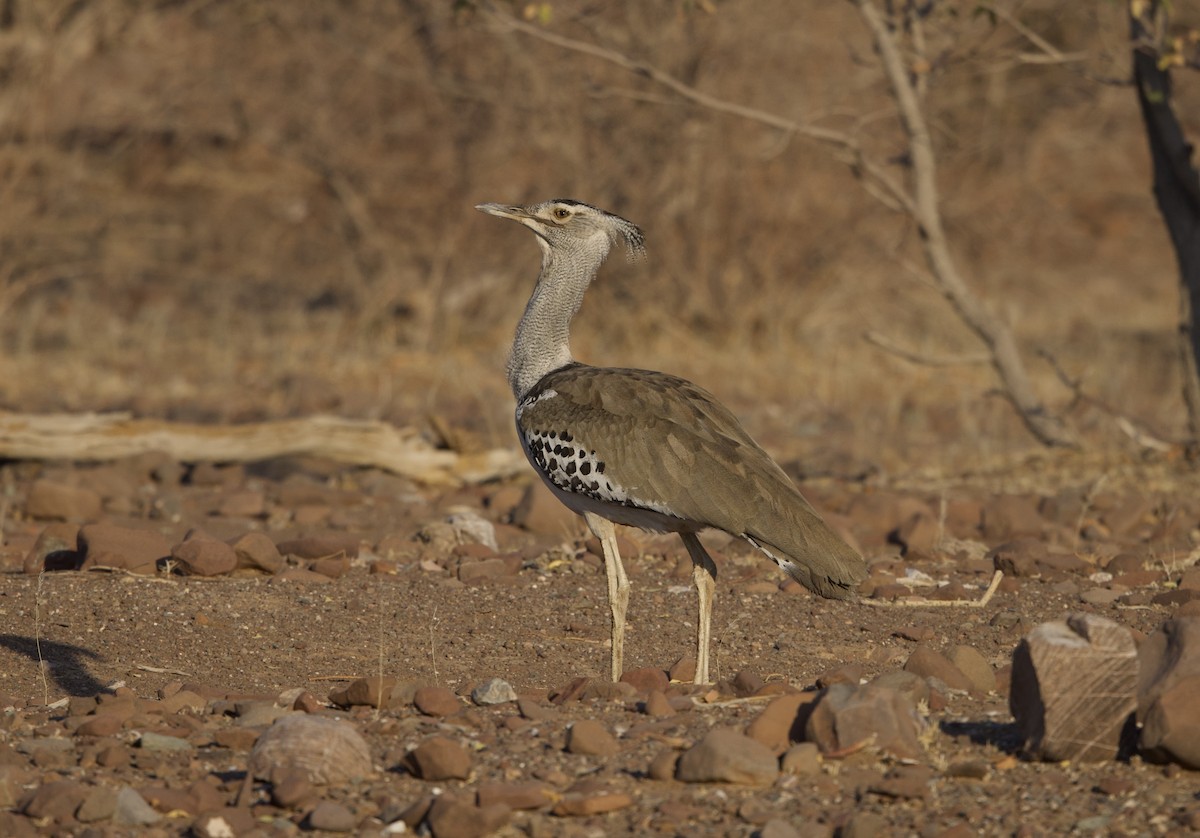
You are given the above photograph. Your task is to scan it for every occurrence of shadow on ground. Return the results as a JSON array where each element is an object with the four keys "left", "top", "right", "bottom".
[{"left": 0, "top": 634, "right": 106, "bottom": 698}]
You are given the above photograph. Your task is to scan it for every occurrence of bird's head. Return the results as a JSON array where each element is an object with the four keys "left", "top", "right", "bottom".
[{"left": 475, "top": 199, "right": 646, "bottom": 264}]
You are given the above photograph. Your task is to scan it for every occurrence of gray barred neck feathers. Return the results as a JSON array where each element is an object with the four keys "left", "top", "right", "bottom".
[{"left": 505, "top": 244, "right": 607, "bottom": 400}]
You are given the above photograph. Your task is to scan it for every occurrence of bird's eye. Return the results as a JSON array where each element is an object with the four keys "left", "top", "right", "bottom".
[{"left": 553, "top": 208, "right": 571, "bottom": 219}]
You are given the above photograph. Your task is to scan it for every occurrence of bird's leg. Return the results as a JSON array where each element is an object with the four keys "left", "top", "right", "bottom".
[
  {"left": 681, "top": 532, "right": 717, "bottom": 685},
  {"left": 583, "top": 512, "right": 631, "bottom": 681}
]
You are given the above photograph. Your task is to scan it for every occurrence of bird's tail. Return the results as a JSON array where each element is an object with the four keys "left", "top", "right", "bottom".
[{"left": 746, "top": 509, "right": 867, "bottom": 600}]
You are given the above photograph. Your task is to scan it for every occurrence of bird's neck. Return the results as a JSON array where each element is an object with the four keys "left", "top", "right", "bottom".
[{"left": 507, "top": 247, "right": 598, "bottom": 400}]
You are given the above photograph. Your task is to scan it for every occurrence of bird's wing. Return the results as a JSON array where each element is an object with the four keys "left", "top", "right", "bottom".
[{"left": 519, "top": 364, "right": 866, "bottom": 599}]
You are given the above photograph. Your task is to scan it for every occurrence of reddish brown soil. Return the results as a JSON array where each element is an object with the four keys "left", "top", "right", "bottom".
[{"left": 1, "top": 456, "right": 1199, "bottom": 836}]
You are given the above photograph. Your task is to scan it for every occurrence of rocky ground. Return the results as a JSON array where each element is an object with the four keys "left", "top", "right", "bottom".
[{"left": 0, "top": 451, "right": 1199, "bottom": 837}]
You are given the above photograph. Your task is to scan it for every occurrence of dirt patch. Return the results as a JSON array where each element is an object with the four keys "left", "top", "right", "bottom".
[{"left": 0, "top": 455, "right": 1198, "bottom": 835}]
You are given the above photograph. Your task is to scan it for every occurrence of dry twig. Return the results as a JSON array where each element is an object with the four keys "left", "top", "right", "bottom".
[{"left": 859, "top": 569, "right": 1004, "bottom": 608}]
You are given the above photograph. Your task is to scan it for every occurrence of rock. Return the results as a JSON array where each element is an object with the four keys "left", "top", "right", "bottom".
[
  {"left": 643, "top": 690, "right": 676, "bottom": 718},
  {"left": 471, "top": 677, "right": 518, "bottom": 706},
  {"left": 426, "top": 796, "right": 511, "bottom": 837},
  {"left": 510, "top": 481, "right": 578, "bottom": 537},
  {"left": 476, "top": 780, "right": 554, "bottom": 810},
  {"left": 214, "top": 728, "right": 261, "bottom": 751},
  {"left": 457, "top": 556, "right": 519, "bottom": 584},
  {"left": 26, "top": 479, "right": 102, "bottom": 521},
  {"left": 159, "top": 689, "right": 206, "bottom": 714},
  {"left": 306, "top": 800, "right": 357, "bottom": 832},
  {"left": 77, "top": 523, "right": 171, "bottom": 574},
  {"left": 445, "top": 508, "right": 499, "bottom": 549},
  {"left": 1138, "top": 617, "right": 1200, "bottom": 716},
  {"left": 870, "top": 670, "right": 931, "bottom": 707},
  {"left": 229, "top": 532, "right": 284, "bottom": 574},
  {"left": 946, "top": 645, "right": 996, "bottom": 692},
  {"left": 845, "top": 493, "right": 931, "bottom": 547},
  {"left": 234, "top": 700, "right": 289, "bottom": 727},
  {"left": 329, "top": 676, "right": 400, "bottom": 709},
  {"left": 805, "top": 682, "right": 926, "bottom": 762},
  {"left": 76, "top": 713, "right": 128, "bottom": 737},
  {"left": 675, "top": 727, "right": 779, "bottom": 785},
  {"left": 248, "top": 715, "right": 373, "bottom": 784},
  {"left": 565, "top": 720, "right": 618, "bottom": 756},
  {"left": 732, "top": 669, "right": 766, "bottom": 697},
  {"left": 780, "top": 742, "right": 821, "bottom": 775},
  {"left": 113, "top": 787, "right": 161, "bottom": 826},
  {"left": 76, "top": 786, "right": 119, "bottom": 823},
  {"left": 217, "top": 489, "right": 266, "bottom": 518},
  {"left": 1010, "top": 613, "right": 1138, "bottom": 762},
  {"left": 842, "top": 811, "right": 889, "bottom": 838},
  {"left": 0, "top": 765, "right": 29, "bottom": 810},
  {"left": 269, "top": 767, "right": 315, "bottom": 808},
  {"left": 669, "top": 656, "right": 697, "bottom": 683},
  {"left": 1138, "top": 617, "right": 1200, "bottom": 768},
  {"left": 1152, "top": 588, "right": 1200, "bottom": 607},
  {"left": 406, "top": 736, "right": 472, "bottom": 780},
  {"left": 23, "top": 523, "right": 80, "bottom": 573},
  {"left": 276, "top": 535, "right": 359, "bottom": 560},
  {"left": 551, "top": 791, "right": 634, "bottom": 816},
  {"left": 516, "top": 696, "right": 554, "bottom": 721},
  {"left": 1080, "top": 588, "right": 1122, "bottom": 606},
  {"left": 890, "top": 509, "right": 938, "bottom": 557},
  {"left": 746, "top": 693, "right": 812, "bottom": 753},
  {"left": 1037, "top": 551, "right": 1091, "bottom": 576},
  {"left": 759, "top": 819, "right": 805, "bottom": 838},
  {"left": 648, "top": 749, "right": 680, "bottom": 780},
  {"left": 981, "top": 495, "right": 1045, "bottom": 541},
  {"left": 191, "top": 807, "right": 257, "bottom": 838},
  {"left": 171, "top": 532, "right": 238, "bottom": 576},
  {"left": 139, "top": 732, "right": 192, "bottom": 751},
  {"left": 904, "top": 646, "right": 973, "bottom": 692},
  {"left": 869, "top": 765, "right": 933, "bottom": 800},
  {"left": 815, "top": 663, "right": 864, "bottom": 688},
  {"left": 22, "top": 780, "right": 88, "bottom": 821},
  {"left": 621, "top": 666, "right": 670, "bottom": 694},
  {"left": 892, "top": 624, "right": 936, "bottom": 643},
  {"left": 413, "top": 686, "right": 462, "bottom": 717},
  {"left": 311, "top": 555, "right": 352, "bottom": 578},
  {"left": 988, "top": 540, "right": 1045, "bottom": 578}
]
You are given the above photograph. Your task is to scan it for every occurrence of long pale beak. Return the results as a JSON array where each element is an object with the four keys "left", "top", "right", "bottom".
[{"left": 475, "top": 202, "right": 533, "bottom": 221}]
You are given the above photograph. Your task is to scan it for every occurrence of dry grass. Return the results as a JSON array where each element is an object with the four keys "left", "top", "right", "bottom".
[{"left": 0, "top": 0, "right": 1194, "bottom": 480}]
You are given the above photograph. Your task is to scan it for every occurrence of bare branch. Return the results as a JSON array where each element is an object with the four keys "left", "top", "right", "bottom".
[
  {"left": 983, "top": 2, "right": 1070, "bottom": 61},
  {"left": 480, "top": 8, "right": 916, "bottom": 216},
  {"left": 864, "top": 330, "right": 990, "bottom": 366},
  {"left": 1038, "top": 348, "right": 1176, "bottom": 453},
  {"left": 853, "top": 0, "right": 1077, "bottom": 448}
]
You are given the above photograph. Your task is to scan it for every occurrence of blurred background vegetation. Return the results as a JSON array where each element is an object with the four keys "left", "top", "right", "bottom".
[{"left": 0, "top": 0, "right": 1193, "bottom": 478}]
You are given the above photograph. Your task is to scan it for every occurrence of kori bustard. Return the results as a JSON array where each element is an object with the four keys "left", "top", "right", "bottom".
[{"left": 477, "top": 198, "right": 866, "bottom": 684}]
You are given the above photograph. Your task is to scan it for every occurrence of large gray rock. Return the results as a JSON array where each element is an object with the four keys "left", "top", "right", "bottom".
[
  {"left": 248, "top": 715, "right": 373, "bottom": 784},
  {"left": 1010, "top": 613, "right": 1137, "bottom": 762},
  {"left": 676, "top": 728, "right": 779, "bottom": 785},
  {"left": 805, "top": 682, "right": 926, "bottom": 762}
]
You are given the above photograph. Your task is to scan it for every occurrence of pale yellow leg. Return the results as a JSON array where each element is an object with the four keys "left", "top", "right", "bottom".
[
  {"left": 681, "top": 532, "right": 717, "bottom": 685},
  {"left": 583, "top": 512, "right": 631, "bottom": 682}
]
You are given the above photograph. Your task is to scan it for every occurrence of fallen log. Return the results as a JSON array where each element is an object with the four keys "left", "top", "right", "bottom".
[{"left": 0, "top": 412, "right": 527, "bottom": 485}]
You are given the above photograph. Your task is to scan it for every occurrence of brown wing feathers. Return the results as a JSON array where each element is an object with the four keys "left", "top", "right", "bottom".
[{"left": 522, "top": 365, "right": 866, "bottom": 599}]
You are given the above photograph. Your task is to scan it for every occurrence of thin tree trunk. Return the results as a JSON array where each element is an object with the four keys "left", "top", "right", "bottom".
[
  {"left": 854, "top": 0, "right": 1077, "bottom": 448},
  {"left": 1130, "top": 4, "right": 1200, "bottom": 441}
]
